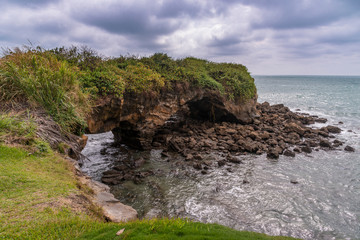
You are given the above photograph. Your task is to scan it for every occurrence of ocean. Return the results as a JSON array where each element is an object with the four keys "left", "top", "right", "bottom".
[{"left": 81, "top": 75, "right": 360, "bottom": 240}]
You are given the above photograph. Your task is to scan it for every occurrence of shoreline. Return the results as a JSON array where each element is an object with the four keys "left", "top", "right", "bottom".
[{"left": 99, "top": 101, "right": 354, "bottom": 187}]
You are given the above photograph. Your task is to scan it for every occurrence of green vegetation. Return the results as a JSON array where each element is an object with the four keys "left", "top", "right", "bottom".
[
  {"left": 77, "top": 218, "right": 298, "bottom": 240},
  {"left": 0, "top": 46, "right": 256, "bottom": 135},
  {"left": 0, "top": 49, "right": 89, "bottom": 134},
  {"left": 0, "top": 145, "right": 111, "bottom": 239}
]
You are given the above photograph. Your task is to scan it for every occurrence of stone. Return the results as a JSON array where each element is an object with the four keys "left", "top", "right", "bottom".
[
  {"left": 344, "top": 146, "right": 355, "bottom": 152},
  {"left": 97, "top": 192, "right": 138, "bottom": 222},
  {"left": 79, "top": 178, "right": 137, "bottom": 223},
  {"left": 324, "top": 125, "right": 341, "bottom": 134},
  {"left": 161, "top": 151, "right": 170, "bottom": 158},
  {"left": 290, "top": 180, "right": 299, "bottom": 184},
  {"left": 284, "top": 122, "right": 305, "bottom": 136},
  {"left": 301, "top": 146, "right": 312, "bottom": 153},
  {"left": 267, "top": 149, "right": 280, "bottom": 159},
  {"left": 319, "top": 140, "right": 332, "bottom": 148},
  {"left": 185, "top": 154, "right": 194, "bottom": 161},
  {"left": 283, "top": 150, "right": 295, "bottom": 157},
  {"left": 227, "top": 156, "right": 242, "bottom": 164},
  {"left": 217, "top": 160, "right": 226, "bottom": 167},
  {"left": 193, "top": 163, "right": 202, "bottom": 170},
  {"left": 315, "top": 118, "right": 327, "bottom": 123}
]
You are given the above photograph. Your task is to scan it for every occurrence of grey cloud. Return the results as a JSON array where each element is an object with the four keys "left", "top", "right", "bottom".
[
  {"left": 71, "top": 2, "right": 181, "bottom": 38},
  {"left": 241, "top": 0, "right": 356, "bottom": 29},
  {"left": 208, "top": 35, "right": 241, "bottom": 48},
  {"left": 1, "top": 0, "right": 59, "bottom": 7},
  {"left": 157, "top": 0, "right": 203, "bottom": 18}
]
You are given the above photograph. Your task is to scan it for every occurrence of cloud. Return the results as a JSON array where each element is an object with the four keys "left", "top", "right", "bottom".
[
  {"left": 0, "top": 0, "right": 360, "bottom": 74},
  {"left": 241, "top": 0, "right": 357, "bottom": 29},
  {"left": 2, "top": 0, "right": 60, "bottom": 8}
]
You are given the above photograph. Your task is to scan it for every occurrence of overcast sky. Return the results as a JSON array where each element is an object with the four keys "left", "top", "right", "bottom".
[{"left": 1, "top": 0, "right": 360, "bottom": 75}]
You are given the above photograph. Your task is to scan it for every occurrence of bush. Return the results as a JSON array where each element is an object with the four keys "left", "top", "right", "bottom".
[
  {"left": 0, "top": 49, "right": 89, "bottom": 134},
  {"left": 121, "top": 62, "right": 165, "bottom": 93}
]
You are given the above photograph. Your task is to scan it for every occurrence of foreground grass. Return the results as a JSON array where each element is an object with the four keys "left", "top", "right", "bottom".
[
  {"left": 0, "top": 145, "right": 115, "bottom": 239},
  {"left": 77, "top": 218, "right": 297, "bottom": 240}
]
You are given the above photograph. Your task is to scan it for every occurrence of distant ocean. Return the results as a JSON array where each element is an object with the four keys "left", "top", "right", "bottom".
[
  {"left": 82, "top": 75, "right": 360, "bottom": 240},
  {"left": 254, "top": 75, "right": 360, "bottom": 239}
]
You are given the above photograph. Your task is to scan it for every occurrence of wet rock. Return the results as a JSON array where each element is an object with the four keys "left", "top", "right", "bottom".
[
  {"left": 301, "top": 146, "right": 312, "bottom": 153},
  {"left": 161, "top": 151, "right": 170, "bottom": 158},
  {"left": 290, "top": 180, "right": 299, "bottom": 184},
  {"left": 304, "top": 140, "right": 318, "bottom": 148},
  {"left": 134, "top": 157, "right": 146, "bottom": 168},
  {"left": 293, "top": 147, "right": 301, "bottom": 153},
  {"left": 193, "top": 163, "right": 202, "bottom": 170},
  {"left": 344, "top": 146, "right": 355, "bottom": 152},
  {"left": 152, "top": 142, "right": 161, "bottom": 147},
  {"left": 323, "top": 125, "right": 341, "bottom": 134},
  {"left": 283, "top": 150, "right": 295, "bottom": 157},
  {"left": 169, "top": 139, "right": 181, "bottom": 152},
  {"left": 332, "top": 140, "right": 343, "bottom": 147},
  {"left": 100, "top": 148, "right": 107, "bottom": 155},
  {"left": 217, "top": 160, "right": 226, "bottom": 167},
  {"left": 114, "top": 165, "right": 128, "bottom": 171},
  {"left": 315, "top": 118, "right": 327, "bottom": 123},
  {"left": 185, "top": 154, "right": 194, "bottom": 161},
  {"left": 227, "top": 155, "right": 242, "bottom": 164},
  {"left": 267, "top": 149, "right": 280, "bottom": 159},
  {"left": 319, "top": 140, "right": 332, "bottom": 148},
  {"left": 318, "top": 131, "right": 329, "bottom": 137},
  {"left": 284, "top": 122, "right": 305, "bottom": 136}
]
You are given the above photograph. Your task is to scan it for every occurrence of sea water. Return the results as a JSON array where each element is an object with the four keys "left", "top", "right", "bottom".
[{"left": 81, "top": 75, "right": 360, "bottom": 240}]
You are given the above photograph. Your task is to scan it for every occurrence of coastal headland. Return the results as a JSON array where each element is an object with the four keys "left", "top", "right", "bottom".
[{"left": 0, "top": 46, "right": 353, "bottom": 239}]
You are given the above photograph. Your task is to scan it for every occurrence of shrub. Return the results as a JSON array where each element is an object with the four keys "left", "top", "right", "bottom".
[
  {"left": 121, "top": 62, "right": 165, "bottom": 93},
  {"left": 0, "top": 49, "right": 89, "bottom": 134}
]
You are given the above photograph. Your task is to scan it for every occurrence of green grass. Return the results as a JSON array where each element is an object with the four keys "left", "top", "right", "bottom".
[
  {"left": 77, "top": 218, "right": 298, "bottom": 240},
  {"left": 0, "top": 49, "right": 89, "bottom": 134},
  {"left": 0, "top": 112, "right": 36, "bottom": 142},
  {"left": 0, "top": 145, "right": 113, "bottom": 240}
]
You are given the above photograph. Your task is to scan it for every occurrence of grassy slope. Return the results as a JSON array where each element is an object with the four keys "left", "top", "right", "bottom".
[{"left": 0, "top": 145, "right": 111, "bottom": 239}]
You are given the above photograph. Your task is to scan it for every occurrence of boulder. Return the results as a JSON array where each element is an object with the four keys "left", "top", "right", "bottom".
[
  {"left": 323, "top": 125, "right": 341, "bottom": 134},
  {"left": 344, "top": 145, "right": 355, "bottom": 152}
]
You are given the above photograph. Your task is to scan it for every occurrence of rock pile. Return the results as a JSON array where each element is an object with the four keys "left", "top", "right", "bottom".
[{"left": 153, "top": 102, "right": 347, "bottom": 160}]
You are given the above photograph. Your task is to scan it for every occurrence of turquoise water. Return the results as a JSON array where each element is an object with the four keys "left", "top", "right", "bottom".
[{"left": 82, "top": 75, "right": 360, "bottom": 240}]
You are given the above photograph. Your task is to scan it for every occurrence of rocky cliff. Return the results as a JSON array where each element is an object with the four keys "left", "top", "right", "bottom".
[{"left": 87, "top": 82, "right": 258, "bottom": 149}]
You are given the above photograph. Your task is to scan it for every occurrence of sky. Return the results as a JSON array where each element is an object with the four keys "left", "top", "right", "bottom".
[{"left": 1, "top": 0, "right": 360, "bottom": 75}]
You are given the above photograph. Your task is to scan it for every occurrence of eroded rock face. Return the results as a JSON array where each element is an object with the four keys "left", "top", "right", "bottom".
[{"left": 87, "top": 82, "right": 258, "bottom": 149}]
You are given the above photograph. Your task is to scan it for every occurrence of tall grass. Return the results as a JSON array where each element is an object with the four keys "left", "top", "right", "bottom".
[
  {"left": 0, "top": 49, "right": 89, "bottom": 134},
  {"left": 0, "top": 46, "right": 256, "bottom": 134}
]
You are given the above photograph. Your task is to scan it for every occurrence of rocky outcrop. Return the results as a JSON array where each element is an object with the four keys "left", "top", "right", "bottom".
[
  {"left": 79, "top": 176, "right": 138, "bottom": 222},
  {"left": 87, "top": 82, "right": 258, "bottom": 149}
]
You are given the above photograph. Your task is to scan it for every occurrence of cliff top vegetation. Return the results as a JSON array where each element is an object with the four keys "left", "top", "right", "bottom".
[{"left": 0, "top": 46, "right": 256, "bottom": 134}]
